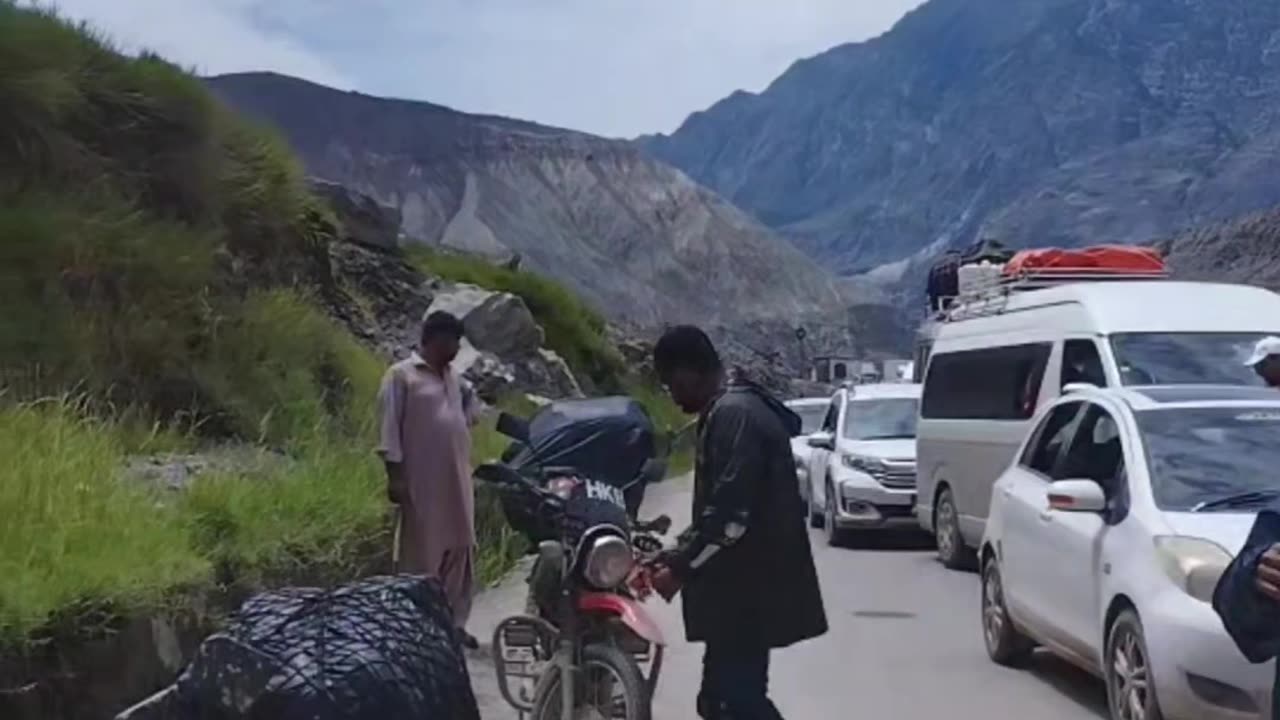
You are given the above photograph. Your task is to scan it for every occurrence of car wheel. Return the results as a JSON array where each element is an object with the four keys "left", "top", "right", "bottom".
[
  {"left": 981, "top": 557, "right": 1034, "bottom": 666},
  {"left": 934, "top": 487, "right": 976, "bottom": 570},
  {"left": 808, "top": 477, "right": 823, "bottom": 529},
  {"left": 1106, "top": 610, "right": 1164, "bottom": 720},
  {"left": 824, "top": 483, "right": 843, "bottom": 547}
]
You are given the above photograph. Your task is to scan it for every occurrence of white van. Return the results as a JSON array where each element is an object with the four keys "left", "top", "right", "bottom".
[{"left": 915, "top": 279, "right": 1280, "bottom": 569}]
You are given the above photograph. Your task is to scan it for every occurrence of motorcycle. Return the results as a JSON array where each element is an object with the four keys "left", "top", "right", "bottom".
[{"left": 480, "top": 397, "right": 671, "bottom": 720}]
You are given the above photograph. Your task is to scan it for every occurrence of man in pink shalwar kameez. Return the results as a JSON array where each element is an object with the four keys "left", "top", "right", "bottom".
[{"left": 377, "top": 311, "right": 481, "bottom": 648}]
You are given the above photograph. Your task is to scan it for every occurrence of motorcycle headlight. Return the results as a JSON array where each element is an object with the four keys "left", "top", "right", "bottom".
[
  {"left": 842, "top": 454, "right": 884, "bottom": 474},
  {"left": 581, "top": 534, "right": 635, "bottom": 589},
  {"left": 1155, "top": 536, "right": 1232, "bottom": 604}
]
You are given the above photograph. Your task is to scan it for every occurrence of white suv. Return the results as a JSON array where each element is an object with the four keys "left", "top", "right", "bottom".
[
  {"left": 803, "top": 383, "right": 921, "bottom": 546},
  {"left": 980, "top": 384, "right": 1278, "bottom": 720}
]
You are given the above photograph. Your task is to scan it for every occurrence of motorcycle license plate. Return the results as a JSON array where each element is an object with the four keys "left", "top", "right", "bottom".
[{"left": 503, "top": 647, "right": 534, "bottom": 663}]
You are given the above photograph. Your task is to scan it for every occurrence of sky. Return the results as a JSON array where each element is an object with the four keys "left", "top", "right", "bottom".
[{"left": 45, "top": 0, "right": 923, "bottom": 138}]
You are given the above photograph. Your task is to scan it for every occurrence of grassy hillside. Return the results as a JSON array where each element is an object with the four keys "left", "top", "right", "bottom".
[
  {"left": 0, "top": 2, "right": 533, "bottom": 646},
  {"left": 0, "top": 0, "right": 347, "bottom": 432},
  {"left": 0, "top": 2, "right": 690, "bottom": 654}
]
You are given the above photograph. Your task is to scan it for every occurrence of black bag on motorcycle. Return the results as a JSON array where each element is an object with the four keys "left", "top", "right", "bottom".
[
  {"left": 502, "top": 396, "right": 661, "bottom": 515},
  {"left": 160, "top": 575, "right": 480, "bottom": 720}
]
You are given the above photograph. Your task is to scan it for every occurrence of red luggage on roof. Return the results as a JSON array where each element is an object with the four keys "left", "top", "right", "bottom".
[{"left": 1002, "top": 245, "right": 1165, "bottom": 277}]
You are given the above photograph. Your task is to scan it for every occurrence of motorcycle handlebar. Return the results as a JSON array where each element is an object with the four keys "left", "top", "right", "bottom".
[{"left": 633, "top": 514, "right": 672, "bottom": 535}]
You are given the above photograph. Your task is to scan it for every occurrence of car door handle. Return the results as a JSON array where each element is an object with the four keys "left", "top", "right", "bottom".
[
  {"left": 1001, "top": 487, "right": 1012, "bottom": 498},
  {"left": 1038, "top": 510, "right": 1053, "bottom": 523}
]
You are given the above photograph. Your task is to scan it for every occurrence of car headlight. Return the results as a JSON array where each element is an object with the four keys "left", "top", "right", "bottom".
[
  {"left": 842, "top": 454, "right": 885, "bottom": 473},
  {"left": 581, "top": 534, "right": 635, "bottom": 589},
  {"left": 1155, "top": 536, "right": 1232, "bottom": 604}
]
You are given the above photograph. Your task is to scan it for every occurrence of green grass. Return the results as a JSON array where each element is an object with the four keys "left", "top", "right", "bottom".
[
  {"left": 178, "top": 442, "right": 386, "bottom": 591},
  {"left": 0, "top": 401, "right": 207, "bottom": 642},
  {"left": 193, "top": 290, "right": 385, "bottom": 446},
  {"left": 0, "top": 395, "right": 536, "bottom": 642}
]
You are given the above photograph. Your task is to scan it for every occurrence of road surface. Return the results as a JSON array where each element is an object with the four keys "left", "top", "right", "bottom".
[{"left": 468, "top": 475, "right": 1110, "bottom": 718}]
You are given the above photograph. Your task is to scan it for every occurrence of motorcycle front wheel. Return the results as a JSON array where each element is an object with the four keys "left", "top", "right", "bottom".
[{"left": 531, "top": 644, "right": 651, "bottom": 720}]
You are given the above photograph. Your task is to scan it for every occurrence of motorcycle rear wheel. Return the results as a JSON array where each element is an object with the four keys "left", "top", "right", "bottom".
[{"left": 532, "top": 644, "right": 651, "bottom": 720}]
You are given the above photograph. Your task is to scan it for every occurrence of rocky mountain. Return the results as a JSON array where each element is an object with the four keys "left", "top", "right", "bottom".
[
  {"left": 644, "top": 0, "right": 1280, "bottom": 278},
  {"left": 1161, "top": 205, "right": 1280, "bottom": 291},
  {"left": 205, "top": 73, "right": 853, "bottom": 352}
]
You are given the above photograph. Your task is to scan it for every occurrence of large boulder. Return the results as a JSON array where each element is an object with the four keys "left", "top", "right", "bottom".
[
  {"left": 309, "top": 178, "right": 401, "bottom": 251},
  {"left": 514, "top": 349, "right": 583, "bottom": 399},
  {"left": 450, "top": 339, "right": 516, "bottom": 403},
  {"left": 449, "top": 339, "right": 582, "bottom": 402},
  {"left": 426, "top": 284, "right": 545, "bottom": 359}
]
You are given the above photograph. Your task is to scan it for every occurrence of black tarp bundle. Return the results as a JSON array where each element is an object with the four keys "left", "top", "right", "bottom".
[{"left": 122, "top": 575, "right": 480, "bottom": 720}]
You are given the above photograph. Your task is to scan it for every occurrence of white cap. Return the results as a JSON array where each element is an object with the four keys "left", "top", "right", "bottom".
[{"left": 1244, "top": 336, "right": 1280, "bottom": 366}]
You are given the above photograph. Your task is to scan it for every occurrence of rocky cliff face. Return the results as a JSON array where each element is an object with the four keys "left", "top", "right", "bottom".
[
  {"left": 312, "top": 179, "right": 585, "bottom": 401},
  {"left": 1161, "top": 206, "right": 1280, "bottom": 291},
  {"left": 645, "top": 0, "right": 1280, "bottom": 277},
  {"left": 206, "top": 73, "right": 849, "bottom": 341}
]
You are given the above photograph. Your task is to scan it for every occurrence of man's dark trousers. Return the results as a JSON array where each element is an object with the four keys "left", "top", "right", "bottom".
[{"left": 696, "top": 644, "right": 785, "bottom": 720}]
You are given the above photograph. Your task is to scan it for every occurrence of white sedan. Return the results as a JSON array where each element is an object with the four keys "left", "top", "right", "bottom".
[
  {"left": 980, "top": 384, "right": 1278, "bottom": 720},
  {"left": 787, "top": 397, "right": 831, "bottom": 506},
  {"left": 803, "top": 383, "right": 921, "bottom": 545}
]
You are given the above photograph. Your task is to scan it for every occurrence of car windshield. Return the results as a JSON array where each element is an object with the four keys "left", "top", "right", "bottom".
[
  {"left": 843, "top": 398, "right": 920, "bottom": 441},
  {"left": 792, "top": 404, "right": 827, "bottom": 435},
  {"left": 1110, "top": 332, "right": 1279, "bottom": 386},
  {"left": 1136, "top": 406, "right": 1280, "bottom": 512}
]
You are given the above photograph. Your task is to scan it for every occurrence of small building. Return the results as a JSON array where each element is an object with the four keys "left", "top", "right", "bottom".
[
  {"left": 811, "top": 356, "right": 853, "bottom": 384},
  {"left": 811, "top": 355, "right": 866, "bottom": 384},
  {"left": 882, "top": 359, "right": 913, "bottom": 382}
]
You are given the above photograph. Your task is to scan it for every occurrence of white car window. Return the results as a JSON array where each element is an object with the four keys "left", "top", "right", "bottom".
[
  {"left": 1061, "top": 339, "right": 1106, "bottom": 389},
  {"left": 843, "top": 398, "right": 920, "bottom": 441},
  {"left": 1136, "top": 406, "right": 1280, "bottom": 511},
  {"left": 1059, "top": 405, "right": 1126, "bottom": 498},
  {"left": 1111, "top": 332, "right": 1280, "bottom": 386},
  {"left": 821, "top": 401, "right": 839, "bottom": 433},
  {"left": 1020, "top": 401, "right": 1085, "bottom": 477},
  {"left": 792, "top": 405, "right": 826, "bottom": 435}
]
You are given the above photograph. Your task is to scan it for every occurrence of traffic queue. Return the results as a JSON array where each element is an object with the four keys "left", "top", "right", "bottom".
[{"left": 790, "top": 244, "right": 1280, "bottom": 720}]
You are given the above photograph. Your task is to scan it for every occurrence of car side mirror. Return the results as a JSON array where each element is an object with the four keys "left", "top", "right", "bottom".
[
  {"left": 807, "top": 432, "right": 835, "bottom": 451},
  {"left": 1047, "top": 479, "right": 1107, "bottom": 513}
]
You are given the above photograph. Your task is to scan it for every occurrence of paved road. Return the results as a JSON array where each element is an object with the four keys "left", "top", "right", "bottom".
[{"left": 469, "top": 475, "right": 1111, "bottom": 718}]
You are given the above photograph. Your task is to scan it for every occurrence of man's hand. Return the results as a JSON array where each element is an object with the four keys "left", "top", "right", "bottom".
[
  {"left": 1257, "top": 544, "right": 1280, "bottom": 603},
  {"left": 626, "top": 566, "right": 654, "bottom": 601},
  {"left": 385, "top": 463, "right": 408, "bottom": 505},
  {"left": 648, "top": 563, "right": 683, "bottom": 602}
]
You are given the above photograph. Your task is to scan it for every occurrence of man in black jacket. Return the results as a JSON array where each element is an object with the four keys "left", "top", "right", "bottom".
[
  {"left": 1213, "top": 509, "right": 1280, "bottom": 719},
  {"left": 647, "top": 326, "right": 828, "bottom": 720}
]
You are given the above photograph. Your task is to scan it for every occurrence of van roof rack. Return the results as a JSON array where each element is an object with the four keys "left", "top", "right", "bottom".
[{"left": 934, "top": 267, "right": 1170, "bottom": 323}]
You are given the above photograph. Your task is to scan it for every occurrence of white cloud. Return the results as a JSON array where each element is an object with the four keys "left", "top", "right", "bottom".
[
  {"left": 40, "top": 0, "right": 353, "bottom": 88},
  {"left": 40, "top": 0, "right": 923, "bottom": 137}
]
